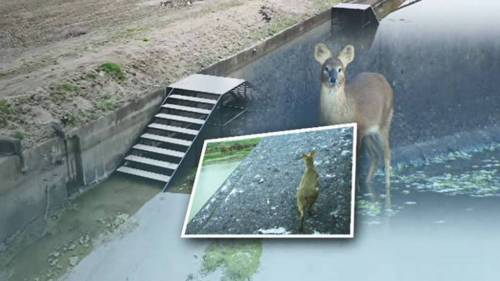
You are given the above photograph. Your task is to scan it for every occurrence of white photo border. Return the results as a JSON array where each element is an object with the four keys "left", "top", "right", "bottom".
[{"left": 181, "top": 123, "right": 357, "bottom": 239}]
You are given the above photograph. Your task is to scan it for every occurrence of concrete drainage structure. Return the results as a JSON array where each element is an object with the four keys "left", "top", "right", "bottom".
[{"left": 0, "top": 1, "right": 334, "bottom": 248}]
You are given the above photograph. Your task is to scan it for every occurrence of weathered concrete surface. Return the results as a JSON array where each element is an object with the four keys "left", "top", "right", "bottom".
[
  {"left": 60, "top": 147, "right": 500, "bottom": 281},
  {"left": 0, "top": 89, "right": 163, "bottom": 248},
  {"left": 0, "top": 138, "right": 71, "bottom": 249},
  {"left": 0, "top": 6, "right": 334, "bottom": 249},
  {"left": 62, "top": 193, "right": 205, "bottom": 281},
  {"left": 187, "top": 127, "right": 354, "bottom": 235},
  {"left": 0, "top": 136, "right": 21, "bottom": 156}
]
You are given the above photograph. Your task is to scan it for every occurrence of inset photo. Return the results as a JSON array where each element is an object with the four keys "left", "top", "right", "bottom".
[{"left": 182, "top": 124, "right": 357, "bottom": 238}]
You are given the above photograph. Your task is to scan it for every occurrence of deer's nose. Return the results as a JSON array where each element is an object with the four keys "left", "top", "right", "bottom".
[{"left": 329, "top": 73, "right": 337, "bottom": 84}]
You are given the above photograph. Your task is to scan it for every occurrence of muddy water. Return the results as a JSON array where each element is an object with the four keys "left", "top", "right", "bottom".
[
  {"left": 188, "top": 160, "right": 241, "bottom": 221},
  {"left": 251, "top": 145, "right": 500, "bottom": 281},
  {"left": 0, "top": 175, "right": 160, "bottom": 281}
]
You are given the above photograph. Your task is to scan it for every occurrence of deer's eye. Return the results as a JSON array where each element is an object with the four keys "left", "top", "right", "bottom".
[{"left": 338, "top": 67, "right": 342, "bottom": 73}]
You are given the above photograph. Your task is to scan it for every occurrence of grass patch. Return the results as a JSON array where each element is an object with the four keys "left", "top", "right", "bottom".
[
  {"left": 99, "top": 63, "right": 126, "bottom": 81},
  {"left": 59, "top": 83, "right": 80, "bottom": 92},
  {"left": 203, "top": 137, "right": 261, "bottom": 164},
  {"left": 0, "top": 100, "right": 14, "bottom": 115},
  {"left": 265, "top": 16, "right": 300, "bottom": 36},
  {"left": 64, "top": 113, "right": 79, "bottom": 127},
  {"left": 14, "top": 131, "right": 24, "bottom": 140},
  {"left": 201, "top": 240, "right": 263, "bottom": 281},
  {"left": 97, "top": 98, "right": 117, "bottom": 112}
]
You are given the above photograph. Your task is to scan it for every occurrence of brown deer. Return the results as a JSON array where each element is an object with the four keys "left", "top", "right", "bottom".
[
  {"left": 297, "top": 151, "right": 320, "bottom": 232},
  {"left": 160, "top": 1, "right": 172, "bottom": 7},
  {"left": 314, "top": 43, "right": 394, "bottom": 208}
]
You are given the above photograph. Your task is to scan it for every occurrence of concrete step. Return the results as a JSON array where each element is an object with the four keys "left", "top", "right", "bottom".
[
  {"left": 148, "top": 123, "right": 199, "bottom": 135},
  {"left": 141, "top": 133, "right": 192, "bottom": 146},
  {"left": 155, "top": 113, "right": 205, "bottom": 125},
  {"left": 168, "top": 94, "right": 217, "bottom": 105},
  {"left": 132, "top": 144, "right": 185, "bottom": 158},
  {"left": 117, "top": 166, "right": 170, "bottom": 182},
  {"left": 125, "top": 155, "right": 178, "bottom": 170},
  {"left": 161, "top": 104, "right": 211, "bottom": 115}
]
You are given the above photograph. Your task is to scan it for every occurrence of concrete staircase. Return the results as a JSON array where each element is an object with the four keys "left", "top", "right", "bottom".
[{"left": 117, "top": 74, "right": 246, "bottom": 189}]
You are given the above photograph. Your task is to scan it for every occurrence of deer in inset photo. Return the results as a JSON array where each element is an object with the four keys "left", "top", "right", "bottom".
[
  {"left": 314, "top": 43, "right": 394, "bottom": 208},
  {"left": 297, "top": 151, "right": 320, "bottom": 232},
  {"left": 160, "top": 1, "right": 172, "bottom": 7}
]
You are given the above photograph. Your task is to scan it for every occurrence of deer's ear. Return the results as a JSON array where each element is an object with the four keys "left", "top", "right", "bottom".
[
  {"left": 314, "top": 43, "right": 332, "bottom": 64},
  {"left": 311, "top": 151, "right": 317, "bottom": 158},
  {"left": 338, "top": 45, "right": 355, "bottom": 67}
]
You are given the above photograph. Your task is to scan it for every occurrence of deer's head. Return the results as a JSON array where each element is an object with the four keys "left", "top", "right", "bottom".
[
  {"left": 314, "top": 44, "right": 355, "bottom": 92},
  {"left": 302, "top": 151, "right": 317, "bottom": 167}
]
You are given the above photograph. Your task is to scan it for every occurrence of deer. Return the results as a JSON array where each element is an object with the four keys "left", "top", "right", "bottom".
[
  {"left": 160, "top": 1, "right": 172, "bottom": 7},
  {"left": 297, "top": 151, "right": 320, "bottom": 233},
  {"left": 314, "top": 43, "right": 394, "bottom": 209}
]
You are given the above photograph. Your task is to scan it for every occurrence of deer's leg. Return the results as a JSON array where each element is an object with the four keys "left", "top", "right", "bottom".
[
  {"left": 355, "top": 132, "right": 364, "bottom": 193},
  {"left": 364, "top": 136, "right": 380, "bottom": 202},
  {"left": 299, "top": 211, "right": 305, "bottom": 232},
  {"left": 298, "top": 202, "right": 305, "bottom": 232},
  {"left": 382, "top": 130, "right": 392, "bottom": 209}
]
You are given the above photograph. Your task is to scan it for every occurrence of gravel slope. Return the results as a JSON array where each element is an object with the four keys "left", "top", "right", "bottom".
[{"left": 186, "top": 126, "right": 354, "bottom": 235}]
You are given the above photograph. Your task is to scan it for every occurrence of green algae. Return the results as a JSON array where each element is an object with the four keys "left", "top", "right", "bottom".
[
  {"left": 392, "top": 144, "right": 500, "bottom": 197},
  {"left": 201, "top": 240, "right": 262, "bottom": 281}
]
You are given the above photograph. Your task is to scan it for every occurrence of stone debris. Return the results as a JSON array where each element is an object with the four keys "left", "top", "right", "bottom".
[
  {"left": 49, "top": 251, "right": 60, "bottom": 258},
  {"left": 114, "top": 213, "right": 129, "bottom": 226},
  {"left": 48, "top": 258, "right": 59, "bottom": 267},
  {"left": 79, "top": 234, "right": 91, "bottom": 247},
  {"left": 257, "top": 227, "right": 290, "bottom": 235},
  {"left": 69, "top": 256, "right": 80, "bottom": 267}
]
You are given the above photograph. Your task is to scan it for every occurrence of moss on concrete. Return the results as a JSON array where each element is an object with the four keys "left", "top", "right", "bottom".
[{"left": 201, "top": 240, "right": 263, "bottom": 281}]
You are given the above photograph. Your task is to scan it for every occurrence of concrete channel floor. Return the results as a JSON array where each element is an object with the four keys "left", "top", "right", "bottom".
[
  {"left": 61, "top": 193, "right": 205, "bottom": 281},
  {"left": 61, "top": 145, "right": 500, "bottom": 281},
  {"left": 61, "top": 192, "right": 500, "bottom": 281}
]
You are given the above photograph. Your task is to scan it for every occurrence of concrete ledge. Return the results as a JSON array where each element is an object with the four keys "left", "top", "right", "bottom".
[
  {"left": 202, "top": 9, "right": 331, "bottom": 76},
  {"left": 0, "top": 89, "right": 164, "bottom": 246},
  {"left": 0, "top": 0, "right": 427, "bottom": 249},
  {"left": 0, "top": 9, "right": 333, "bottom": 247}
]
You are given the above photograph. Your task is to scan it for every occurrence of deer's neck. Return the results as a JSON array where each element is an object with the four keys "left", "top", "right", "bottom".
[
  {"left": 305, "top": 162, "right": 315, "bottom": 171},
  {"left": 320, "top": 86, "right": 356, "bottom": 124}
]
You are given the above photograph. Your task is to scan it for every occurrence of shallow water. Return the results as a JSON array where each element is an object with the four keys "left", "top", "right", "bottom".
[
  {"left": 188, "top": 160, "right": 241, "bottom": 221},
  {"left": 4, "top": 0, "right": 500, "bottom": 279},
  {"left": 0, "top": 175, "right": 160, "bottom": 281},
  {"left": 361, "top": 144, "right": 500, "bottom": 218},
  {"left": 251, "top": 145, "right": 500, "bottom": 281}
]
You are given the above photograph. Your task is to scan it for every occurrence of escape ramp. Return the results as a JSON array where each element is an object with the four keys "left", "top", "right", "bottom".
[{"left": 117, "top": 74, "right": 248, "bottom": 190}]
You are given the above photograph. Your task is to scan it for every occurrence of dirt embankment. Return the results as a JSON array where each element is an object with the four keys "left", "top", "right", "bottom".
[{"left": 0, "top": 0, "right": 342, "bottom": 148}]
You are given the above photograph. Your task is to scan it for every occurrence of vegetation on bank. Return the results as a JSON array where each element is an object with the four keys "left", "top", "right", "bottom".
[
  {"left": 99, "top": 63, "right": 126, "bottom": 81},
  {"left": 203, "top": 137, "right": 261, "bottom": 164},
  {"left": 0, "top": 0, "right": 343, "bottom": 146},
  {"left": 200, "top": 240, "right": 263, "bottom": 281}
]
